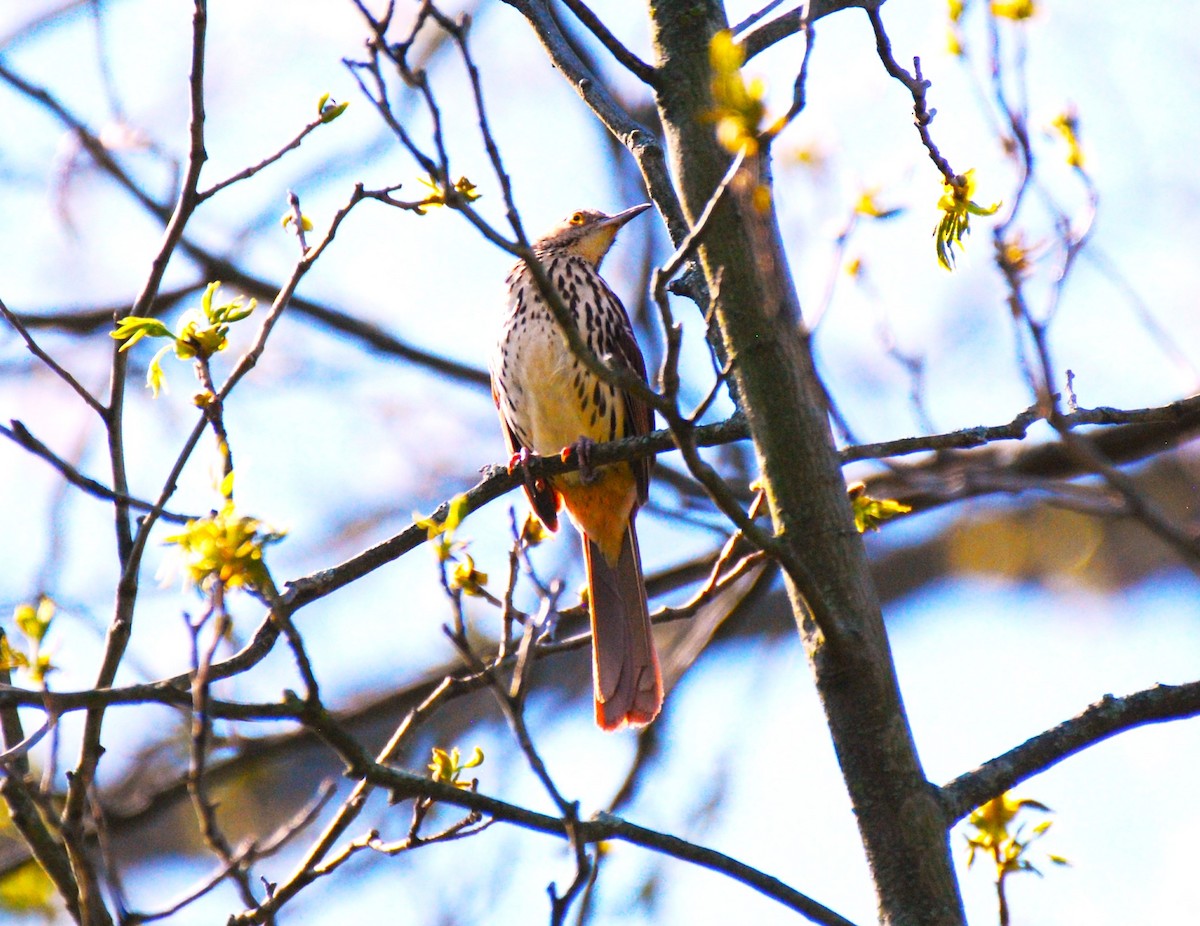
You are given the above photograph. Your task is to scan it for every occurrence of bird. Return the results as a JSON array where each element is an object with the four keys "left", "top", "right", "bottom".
[{"left": 490, "top": 203, "right": 662, "bottom": 730}]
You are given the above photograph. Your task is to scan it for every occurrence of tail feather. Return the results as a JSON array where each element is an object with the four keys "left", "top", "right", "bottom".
[{"left": 584, "top": 523, "right": 663, "bottom": 730}]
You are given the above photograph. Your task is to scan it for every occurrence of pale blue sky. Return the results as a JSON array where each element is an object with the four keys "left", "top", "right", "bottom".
[{"left": 1, "top": 1, "right": 1198, "bottom": 923}]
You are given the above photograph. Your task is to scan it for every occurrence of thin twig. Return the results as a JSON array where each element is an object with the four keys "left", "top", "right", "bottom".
[
  {"left": 0, "top": 296, "right": 106, "bottom": 415},
  {"left": 868, "top": 8, "right": 957, "bottom": 186},
  {"left": 0, "top": 421, "right": 193, "bottom": 524},
  {"left": 197, "top": 117, "right": 327, "bottom": 202},
  {"left": 559, "top": 0, "right": 657, "bottom": 85}
]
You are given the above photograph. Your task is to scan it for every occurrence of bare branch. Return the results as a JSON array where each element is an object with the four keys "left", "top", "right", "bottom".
[
  {"left": 559, "top": 0, "right": 657, "bottom": 85},
  {"left": 867, "top": 8, "right": 957, "bottom": 186},
  {"left": 0, "top": 421, "right": 193, "bottom": 524},
  {"left": 0, "top": 296, "right": 106, "bottom": 415},
  {"left": 941, "top": 681, "right": 1200, "bottom": 825},
  {"left": 740, "top": 0, "right": 877, "bottom": 62},
  {"left": 229, "top": 755, "right": 861, "bottom": 926},
  {"left": 501, "top": 0, "right": 691, "bottom": 245},
  {"left": 197, "top": 116, "right": 327, "bottom": 202}
]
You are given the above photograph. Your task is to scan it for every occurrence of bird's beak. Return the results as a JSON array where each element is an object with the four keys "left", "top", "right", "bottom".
[{"left": 603, "top": 202, "right": 652, "bottom": 229}]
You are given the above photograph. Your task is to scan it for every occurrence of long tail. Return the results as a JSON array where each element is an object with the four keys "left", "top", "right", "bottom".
[{"left": 584, "top": 521, "right": 663, "bottom": 730}]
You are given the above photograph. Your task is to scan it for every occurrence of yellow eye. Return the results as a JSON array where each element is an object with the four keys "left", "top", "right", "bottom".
[{"left": 570, "top": 211, "right": 585, "bottom": 225}]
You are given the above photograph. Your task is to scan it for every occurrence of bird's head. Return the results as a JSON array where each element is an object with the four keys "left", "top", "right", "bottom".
[{"left": 532, "top": 203, "right": 651, "bottom": 267}]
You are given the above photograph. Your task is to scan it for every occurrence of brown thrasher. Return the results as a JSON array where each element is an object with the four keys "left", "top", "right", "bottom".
[{"left": 490, "top": 204, "right": 662, "bottom": 730}]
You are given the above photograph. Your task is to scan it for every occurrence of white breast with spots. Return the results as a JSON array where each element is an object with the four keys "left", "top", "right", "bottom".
[{"left": 493, "top": 260, "right": 620, "bottom": 458}]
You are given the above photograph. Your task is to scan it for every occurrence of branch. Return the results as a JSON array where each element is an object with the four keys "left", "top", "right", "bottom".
[
  {"left": 286, "top": 394, "right": 1200, "bottom": 610},
  {"left": 739, "top": 0, "right": 877, "bottom": 62},
  {"left": 0, "top": 296, "right": 106, "bottom": 415},
  {"left": 0, "top": 542, "right": 764, "bottom": 726},
  {"left": 196, "top": 114, "right": 326, "bottom": 202},
  {"left": 559, "top": 0, "right": 657, "bottom": 85},
  {"left": 0, "top": 59, "right": 491, "bottom": 392},
  {"left": 940, "top": 681, "right": 1200, "bottom": 825},
  {"left": 59, "top": 4, "right": 212, "bottom": 920},
  {"left": 0, "top": 421, "right": 193, "bottom": 524},
  {"left": 188, "top": 254, "right": 492, "bottom": 388},
  {"left": 501, "top": 0, "right": 691, "bottom": 246},
  {"left": 10, "top": 284, "right": 203, "bottom": 336},
  {"left": 867, "top": 7, "right": 956, "bottom": 186},
  {"left": 0, "top": 632, "right": 81, "bottom": 923},
  {"left": 1050, "top": 423, "right": 1200, "bottom": 565},
  {"left": 228, "top": 761, "right": 860, "bottom": 926}
]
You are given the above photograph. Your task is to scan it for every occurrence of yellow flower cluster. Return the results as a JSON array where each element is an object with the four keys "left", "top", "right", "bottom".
[{"left": 165, "top": 501, "right": 284, "bottom": 594}]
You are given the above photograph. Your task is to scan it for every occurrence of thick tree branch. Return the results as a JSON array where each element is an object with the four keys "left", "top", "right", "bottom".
[{"left": 940, "top": 681, "right": 1200, "bottom": 825}]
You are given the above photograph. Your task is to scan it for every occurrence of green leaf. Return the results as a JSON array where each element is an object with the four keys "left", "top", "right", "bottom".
[
  {"left": 14, "top": 598, "right": 53, "bottom": 644},
  {"left": 201, "top": 280, "right": 219, "bottom": 316},
  {"left": 147, "top": 344, "right": 172, "bottom": 397},
  {"left": 318, "top": 92, "right": 349, "bottom": 124},
  {"left": 850, "top": 489, "right": 913, "bottom": 533},
  {"left": 110, "top": 316, "right": 174, "bottom": 350}
]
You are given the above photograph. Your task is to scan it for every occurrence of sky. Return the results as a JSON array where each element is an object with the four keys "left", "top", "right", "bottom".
[{"left": 1, "top": 0, "right": 1198, "bottom": 924}]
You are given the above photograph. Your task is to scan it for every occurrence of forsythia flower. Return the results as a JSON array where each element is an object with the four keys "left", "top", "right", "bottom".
[
  {"left": 934, "top": 170, "right": 1000, "bottom": 270},
  {"left": 705, "top": 30, "right": 765, "bottom": 154},
  {"left": 848, "top": 482, "right": 913, "bottom": 532},
  {"left": 965, "top": 792, "right": 1069, "bottom": 878},
  {"left": 449, "top": 554, "right": 489, "bottom": 597},
  {"left": 416, "top": 175, "right": 482, "bottom": 212},
  {"left": 1051, "top": 108, "right": 1085, "bottom": 168},
  {"left": 991, "top": 0, "right": 1036, "bottom": 19},
  {"left": 110, "top": 282, "right": 255, "bottom": 396},
  {"left": 165, "top": 501, "right": 285, "bottom": 594},
  {"left": 428, "top": 746, "right": 484, "bottom": 788}
]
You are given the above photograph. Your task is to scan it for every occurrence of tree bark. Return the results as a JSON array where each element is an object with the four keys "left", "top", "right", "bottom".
[{"left": 646, "top": 3, "right": 966, "bottom": 923}]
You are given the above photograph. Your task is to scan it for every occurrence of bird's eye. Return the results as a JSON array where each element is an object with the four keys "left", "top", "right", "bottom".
[{"left": 570, "top": 212, "right": 585, "bottom": 225}]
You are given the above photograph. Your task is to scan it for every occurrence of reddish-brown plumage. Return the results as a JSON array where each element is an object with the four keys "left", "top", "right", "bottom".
[{"left": 491, "top": 205, "right": 662, "bottom": 730}]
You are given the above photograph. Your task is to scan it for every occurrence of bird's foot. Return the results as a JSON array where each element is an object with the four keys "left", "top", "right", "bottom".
[
  {"left": 561, "top": 436, "right": 599, "bottom": 484},
  {"left": 507, "top": 448, "right": 533, "bottom": 474},
  {"left": 507, "top": 448, "right": 546, "bottom": 493}
]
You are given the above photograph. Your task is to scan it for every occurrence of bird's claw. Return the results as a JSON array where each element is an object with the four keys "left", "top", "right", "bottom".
[
  {"left": 562, "top": 436, "right": 599, "bottom": 484},
  {"left": 508, "top": 448, "right": 546, "bottom": 493},
  {"left": 507, "top": 448, "right": 532, "bottom": 474}
]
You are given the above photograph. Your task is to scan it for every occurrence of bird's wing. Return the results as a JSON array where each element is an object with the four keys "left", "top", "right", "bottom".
[{"left": 597, "top": 279, "right": 654, "bottom": 506}]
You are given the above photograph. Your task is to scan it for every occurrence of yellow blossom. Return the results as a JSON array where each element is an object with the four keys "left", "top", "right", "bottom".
[
  {"left": 416, "top": 175, "right": 482, "bottom": 212},
  {"left": 428, "top": 746, "right": 484, "bottom": 788},
  {"left": 934, "top": 169, "right": 1001, "bottom": 270},
  {"left": 164, "top": 500, "right": 284, "bottom": 594},
  {"left": 705, "top": 30, "right": 765, "bottom": 155},
  {"left": 848, "top": 482, "right": 913, "bottom": 532},
  {"left": 449, "top": 554, "right": 489, "bottom": 597},
  {"left": 1051, "top": 108, "right": 1085, "bottom": 168},
  {"left": 854, "top": 188, "right": 903, "bottom": 220},
  {"left": 965, "top": 791, "right": 1069, "bottom": 879},
  {"left": 991, "top": 0, "right": 1036, "bottom": 19},
  {"left": 110, "top": 282, "right": 255, "bottom": 396}
]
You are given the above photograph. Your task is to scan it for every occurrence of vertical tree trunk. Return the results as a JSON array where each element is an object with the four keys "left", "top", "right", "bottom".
[{"left": 646, "top": 4, "right": 966, "bottom": 923}]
